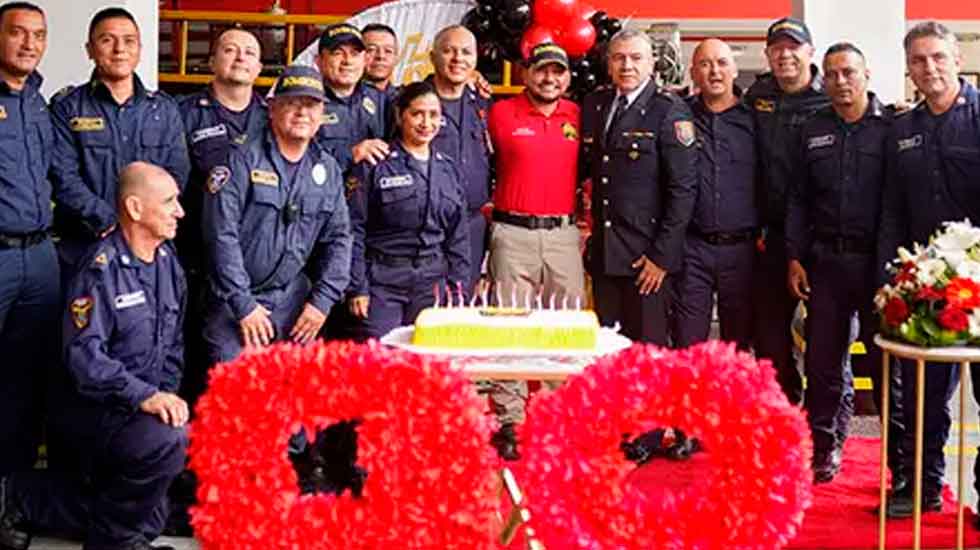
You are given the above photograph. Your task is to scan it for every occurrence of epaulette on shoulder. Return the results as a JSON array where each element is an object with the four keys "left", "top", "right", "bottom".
[
  {"left": 88, "top": 247, "right": 115, "bottom": 271},
  {"left": 51, "top": 85, "right": 76, "bottom": 103}
]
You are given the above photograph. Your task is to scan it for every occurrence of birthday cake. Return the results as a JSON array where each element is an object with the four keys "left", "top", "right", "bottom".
[{"left": 412, "top": 306, "right": 600, "bottom": 350}]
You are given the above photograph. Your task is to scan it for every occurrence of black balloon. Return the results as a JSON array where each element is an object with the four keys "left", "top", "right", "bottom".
[
  {"left": 572, "top": 57, "right": 591, "bottom": 73},
  {"left": 497, "top": 0, "right": 531, "bottom": 35},
  {"left": 477, "top": 2, "right": 495, "bottom": 17},
  {"left": 462, "top": 8, "right": 493, "bottom": 38},
  {"left": 589, "top": 10, "right": 608, "bottom": 27},
  {"left": 604, "top": 18, "right": 623, "bottom": 34}
]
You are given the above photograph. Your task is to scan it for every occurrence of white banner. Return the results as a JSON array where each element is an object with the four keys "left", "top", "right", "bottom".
[{"left": 292, "top": 0, "right": 477, "bottom": 86}]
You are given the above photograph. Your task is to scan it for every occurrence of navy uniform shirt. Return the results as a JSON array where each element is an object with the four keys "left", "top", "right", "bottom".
[
  {"left": 879, "top": 79, "right": 980, "bottom": 277},
  {"left": 50, "top": 75, "right": 191, "bottom": 239},
  {"left": 580, "top": 81, "right": 697, "bottom": 275},
  {"left": 787, "top": 93, "right": 890, "bottom": 261},
  {"left": 347, "top": 141, "right": 470, "bottom": 296},
  {"left": 202, "top": 128, "right": 352, "bottom": 320},
  {"left": 744, "top": 67, "right": 829, "bottom": 233},
  {"left": 0, "top": 71, "right": 53, "bottom": 234},
  {"left": 62, "top": 230, "right": 186, "bottom": 410},
  {"left": 429, "top": 81, "right": 493, "bottom": 212},
  {"left": 316, "top": 81, "right": 390, "bottom": 173},
  {"left": 686, "top": 93, "right": 758, "bottom": 235},
  {"left": 177, "top": 88, "right": 268, "bottom": 272}
]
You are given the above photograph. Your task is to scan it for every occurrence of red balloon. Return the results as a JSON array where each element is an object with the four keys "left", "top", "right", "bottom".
[
  {"left": 532, "top": 0, "right": 579, "bottom": 25},
  {"left": 556, "top": 16, "right": 596, "bottom": 57},
  {"left": 520, "top": 25, "right": 557, "bottom": 60},
  {"left": 577, "top": 2, "right": 597, "bottom": 20}
]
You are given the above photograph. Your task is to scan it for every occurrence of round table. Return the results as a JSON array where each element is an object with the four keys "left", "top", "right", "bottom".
[{"left": 874, "top": 335, "right": 980, "bottom": 550}]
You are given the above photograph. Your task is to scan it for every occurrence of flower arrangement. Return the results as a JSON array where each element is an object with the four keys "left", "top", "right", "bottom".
[
  {"left": 512, "top": 341, "right": 812, "bottom": 550},
  {"left": 876, "top": 219, "right": 980, "bottom": 346}
]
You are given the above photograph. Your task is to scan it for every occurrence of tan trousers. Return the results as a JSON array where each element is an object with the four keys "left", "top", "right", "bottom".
[{"left": 485, "top": 221, "right": 586, "bottom": 424}]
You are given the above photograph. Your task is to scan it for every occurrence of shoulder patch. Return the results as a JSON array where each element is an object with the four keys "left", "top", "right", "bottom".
[
  {"left": 70, "top": 296, "right": 94, "bottom": 329},
  {"left": 345, "top": 175, "right": 360, "bottom": 200},
  {"left": 754, "top": 98, "right": 775, "bottom": 113},
  {"left": 674, "top": 120, "right": 695, "bottom": 147},
  {"left": 0, "top": 105, "right": 6, "bottom": 120},
  {"left": 250, "top": 169, "right": 279, "bottom": 187},
  {"left": 207, "top": 165, "right": 231, "bottom": 194}
]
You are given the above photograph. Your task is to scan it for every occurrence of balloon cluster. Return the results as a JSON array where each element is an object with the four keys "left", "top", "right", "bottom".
[{"left": 461, "top": 0, "right": 626, "bottom": 98}]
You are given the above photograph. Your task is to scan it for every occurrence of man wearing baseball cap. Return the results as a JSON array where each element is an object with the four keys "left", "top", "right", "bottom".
[
  {"left": 484, "top": 42, "right": 584, "bottom": 459},
  {"left": 314, "top": 23, "right": 391, "bottom": 174},
  {"left": 200, "top": 64, "right": 352, "bottom": 364},
  {"left": 744, "top": 17, "right": 830, "bottom": 409}
]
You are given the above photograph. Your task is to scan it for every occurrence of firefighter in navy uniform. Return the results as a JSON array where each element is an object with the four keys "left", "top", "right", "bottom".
[
  {"left": 346, "top": 81, "right": 470, "bottom": 339},
  {"left": 314, "top": 23, "right": 391, "bottom": 174},
  {"left": 50, "top": 8, "right": 189, "bottom": 278},
  {"left": 580, "top": 29, "right": 696, "bottom": 344},
  {"left": 785, "top": 42, "right": 904, "bottom": 487},
  {"left": 428, "top": 25, "right": 493, "bottom": 292},
  {"left": 0, "top": 163, "right": 188, "bottom": 550},
  {"left": 878, "top": 22, "right": 980, "bottom": 520},
  {"left": 743, "top": 17, "right": 829, "bottom": 406},
  {"left": 200, "top": 65, "right": 351, "bottom": 364}
]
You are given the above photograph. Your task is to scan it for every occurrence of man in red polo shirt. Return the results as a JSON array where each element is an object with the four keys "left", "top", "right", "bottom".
[
  {"left": 484, "top": 43, "right": 583, "bottom": 461},
  {"left": 488, "top": 43, "right": 584, "bottom": 303}
]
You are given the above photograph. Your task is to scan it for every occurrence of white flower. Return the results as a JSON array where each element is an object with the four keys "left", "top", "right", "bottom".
[
  {"left": 937, "top": 248, "right": 968, "bottom": 270},
  {"left": 897, "top": 246, "right": 916, "bottom": 263},
  {"left": 970, "top": 310, "right": 980, "bottom": 338},
  {"left": 916, "top": 258, "right": 947, "bottom": 286},
  {"left": 958, "top": 259, "right": 980, "bottom": 281},
  {"left": 935, "top": 219, "right": 980, "bottom": 252}
]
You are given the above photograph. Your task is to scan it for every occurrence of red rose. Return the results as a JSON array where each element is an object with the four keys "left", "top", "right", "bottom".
[
  {"left": 884, "top": 297, "right": 910, "bottom": 327},
  {"left": 916, "top": 285, "right": 944, "bottom": 301},
  {"left": 938, "top": 306, "right": 969, "bottom": 332},
  {"left": 946, "top": 277, "right": 980, "bottom": 310}
]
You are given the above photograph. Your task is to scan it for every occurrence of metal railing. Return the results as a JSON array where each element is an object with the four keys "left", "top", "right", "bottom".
[{"left": 158, "top": 9, "right": 521, "bottom": 93}]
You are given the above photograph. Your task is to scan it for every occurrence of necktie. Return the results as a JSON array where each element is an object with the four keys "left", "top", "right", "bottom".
[{"left": 605, "top": 94, "right": 629, "bottom": 139}]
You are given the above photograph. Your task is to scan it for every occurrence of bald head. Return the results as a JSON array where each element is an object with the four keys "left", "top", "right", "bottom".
[
  {"left": 430, "top": 25, "right": 477, "bottom": 88},
  {"left": 690, "top": 38, "right": 738, "bottom": 102},
  {"left": 117, "top": 162, "right": 183, "bottom": 241}
]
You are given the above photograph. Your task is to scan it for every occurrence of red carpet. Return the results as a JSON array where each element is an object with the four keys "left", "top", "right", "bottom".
[{"left": 626, "top": 436, "right": 980, "bottom": 549}]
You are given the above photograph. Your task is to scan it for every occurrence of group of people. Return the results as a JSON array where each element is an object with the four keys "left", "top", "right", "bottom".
[{"left": 0, "top": 0, "right": 977, "bottom": 547}]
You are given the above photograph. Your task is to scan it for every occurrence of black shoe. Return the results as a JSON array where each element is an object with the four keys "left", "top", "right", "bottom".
[
  {"left": 884, "top": 486, "right": 942, "bottom": 518},
  {"left": 491, "top": 423, "right": 520, "bottom": 461},
  {"left": 0, "top": 476, "right": 30, "bottom": 550},
  {"left": 812, "top": 447, "right": 842, "bottom": 484}
]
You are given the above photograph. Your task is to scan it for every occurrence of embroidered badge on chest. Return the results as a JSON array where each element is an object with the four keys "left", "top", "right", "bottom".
[
  {"left": 322, "top": 112, "right": 340, "bottom": 125},
  {"left": 561, "top": 122, "right": 579, "bottom": 141},
  {"left": 312, "top": 163, "right": 327, "bottom": 185},
  {"left": 362, "top": 96, "right": 377, "bottom": 115},
  {"left": 114, "top": 290, "right": 147, "bottom": 310},
  {"left": 807, "top": 134, "right": 835, "bottom": 150},
  {"left": 251, "top": 169, "right": 279, "bottom": 187},
  {"left": 754, "top": 99, "right": 775, "bottom": 113},
  {"left": 378, "top": 174, "right": 413, "bottom": 189},
  {"left": 70, "top": 117, "right": 105, "bottom": 132}
]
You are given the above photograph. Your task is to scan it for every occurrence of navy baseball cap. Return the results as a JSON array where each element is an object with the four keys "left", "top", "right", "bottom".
[
  {"left": 527, "top": 42, "right": 569, "bottom": 70},
  {"left": 766, "top": 17, "right": 812, "bottom": 45},
  {"left": 319, "top": 23, "right": 365, "bottom": 52},
  {"left": 273, "top": 65, "right": 326, "bottom": 102}
]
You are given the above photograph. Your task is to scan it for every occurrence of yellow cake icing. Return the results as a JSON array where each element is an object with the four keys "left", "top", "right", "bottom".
[{"left": 412, "top": 307, "right": 599, "bottom": 350}]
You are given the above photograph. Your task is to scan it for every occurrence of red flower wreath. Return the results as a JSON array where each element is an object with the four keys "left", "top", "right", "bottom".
[
  {"left": 512, "top": 341, "right": 812, "bottom": 550},
  {"left": 188, "top": 340, "right": 501, "bottom": 549}
]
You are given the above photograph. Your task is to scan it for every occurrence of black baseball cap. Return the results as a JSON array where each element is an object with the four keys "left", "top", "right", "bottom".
[
  {"left": 272, "top": 65, "right": 327, "bottom": 102},
  {"left": 766, "top": 17, "right": 812, "bottom": 45},
  {"left": 319, "top": 23, "right": 365, "bottom": 52},
  {"left": 527, "top": 42, "right": 569, "bottom": 70}
]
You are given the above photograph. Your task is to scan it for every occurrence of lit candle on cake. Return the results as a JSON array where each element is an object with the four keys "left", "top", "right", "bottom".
[
  {"left": 433, "top": 283, "right": 441, "bottom": 308},
  {"left": 548, "top": 292, "right": 555, "bottom": 310},
  {"left": 562, "top": 293, "right": 568, "bottom": 310},
  {"left": 535, "top": 287, "right": 543, "bottom": 310},
  {"left": 575, "top": 294, "right": 581, "bottom": 311},
  {"left": 456, "top": 281, "right": 464, "bottom": 308}
]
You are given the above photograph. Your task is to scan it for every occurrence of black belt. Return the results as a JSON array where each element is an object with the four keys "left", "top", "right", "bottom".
[
  {"left": 815, "top": 234, "right": 874, "bottom": 255},
  {"left": 692, "top": 228, "right": 756, "bottom": 246},
  {"left": 368, "top": 250, "right": 442, "bottom": 268},
  {"left": 0, "top": 230, "right": 49, "bottom": 249},
  {"left": 492, "top": 210, "right": 574, "bottom": 230}
]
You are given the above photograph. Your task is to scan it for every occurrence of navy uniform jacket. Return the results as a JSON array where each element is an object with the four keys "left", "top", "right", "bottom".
[
  {"left": 347, "top": 141, "right": 470, "bottom": 296},
  {"left": 580, "top": 82, "right": 697, "bottom": 276},
  {"left": 686, "top": 93, "right": 758, "bottom": 235},
  {"left": 428, "top": 81, "right": 493, "bottom": 212},
  {"left": 50, "top": 75, "right": 191, "bottom": 239},
  {"left": 202, "top": 129, "right": 352, "bottom": 320},
  {"left": 0, "top": 71, "right": 53, "bottom": 234},
  {"left": 787, "top": 93, "right": 890, "bottom": 262},
  {"left": 61, "top": 231, "right": 186, "bottom": 412},
  {"left": 177, "top": 88, "right": 268, "bottom": 272},
  {"left": 744, "top": 67, "right": 829, "bottom": 233},
  {"left": 316, "top": 82, "right": 390, "bottom": 173},
  {"left": 878, "top": 79, "right": 980, "bottom": 279}
]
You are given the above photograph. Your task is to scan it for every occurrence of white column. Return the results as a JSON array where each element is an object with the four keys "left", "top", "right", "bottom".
[
  {"left": 34, "top": 0, "right": 159, "bottom": 99},
  {"left": 793, "top": 0, "right": 907, "bottom": 103}
]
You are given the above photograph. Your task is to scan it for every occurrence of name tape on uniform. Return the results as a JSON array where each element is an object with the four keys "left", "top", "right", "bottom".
[
  {"left": 191, "top": 124, "right": 228, "bottom": 144},
  {"left": 807, "top": 134, "right": 835, "bottom": 150},
  {"left": 898, "top": 134, "right": 923, "bottom": 152},
  {"left": 114, "top": 290, "right": 147, "bottom": 310},
  {"left": 378, "top": 174, "right": 413, "bottom": 189},
  {"left": 251, "top": 169, "right": 279, "bottom": 187},
  {"left": 70, "top": 117, "right": 106, "bottom": 132}
]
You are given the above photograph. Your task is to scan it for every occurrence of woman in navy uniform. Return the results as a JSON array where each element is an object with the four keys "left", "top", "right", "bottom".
[{"left": 346, "top": 81, "right": 470, "bottom": 338}]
